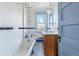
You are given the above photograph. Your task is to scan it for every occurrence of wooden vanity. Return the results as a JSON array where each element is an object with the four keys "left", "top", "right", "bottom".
[{"left": 43, "top": 33, "right": 58, "bottom": 56}]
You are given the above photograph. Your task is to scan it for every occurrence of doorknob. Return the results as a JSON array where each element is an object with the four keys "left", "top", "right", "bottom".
[
  {"left": 57, "top": 36, "right": 61, "bottom": 42},
  {"left": 57, "top": 36, "right": 61, "bottom": 39}
]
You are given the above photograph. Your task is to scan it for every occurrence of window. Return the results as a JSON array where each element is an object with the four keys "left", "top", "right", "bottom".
[
  {"left": 35, "top": 11, "right": 53, "bottom": 32},
  {"left": 35, "top": 12, "right": 47, "bottom": 32}
]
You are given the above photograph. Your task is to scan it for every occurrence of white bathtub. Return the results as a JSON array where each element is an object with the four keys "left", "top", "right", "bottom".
[
  {"left": 0, "top": 30, "right": 36, "bottom": 56},
  {"left": 13, "top": 38, "right": 36, "bottom": 56}
]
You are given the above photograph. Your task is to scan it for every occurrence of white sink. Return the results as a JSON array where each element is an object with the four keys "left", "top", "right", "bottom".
[{"left": 42, "top": 31, "right": 58, "bottom": 35}]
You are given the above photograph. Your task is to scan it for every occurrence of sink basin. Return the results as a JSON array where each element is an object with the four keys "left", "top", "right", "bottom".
[{"left": 42, "top": 32, "right": 58, "bottom": 35}]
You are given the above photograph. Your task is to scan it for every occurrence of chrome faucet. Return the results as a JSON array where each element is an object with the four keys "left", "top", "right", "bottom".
[{"left": 25, "top": 32, "right": 32, "bottom": 39}]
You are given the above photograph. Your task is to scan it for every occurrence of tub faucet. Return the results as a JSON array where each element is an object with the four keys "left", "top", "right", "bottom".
[{"left": 25, "top": 33, "right": 32, "bottom": 39}]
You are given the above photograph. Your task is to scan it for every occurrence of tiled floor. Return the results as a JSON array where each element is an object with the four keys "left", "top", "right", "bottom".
[{"left": 31, "top": 42, "right": 44, "bottom": 56}]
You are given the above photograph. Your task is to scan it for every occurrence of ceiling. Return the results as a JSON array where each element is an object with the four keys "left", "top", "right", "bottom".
[
  {"left": 17, "top": 2, "right": 55, "bottom": 10},
  {"left": 28, "top": 2, "right": 53, "bottom": 9}
]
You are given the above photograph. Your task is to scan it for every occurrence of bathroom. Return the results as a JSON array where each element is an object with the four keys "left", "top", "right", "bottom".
[
  {"left": 0, "top": 2, "right": 58, "bottom": 56},
  {"left": 1, "top": 2, "right": 79, "bottom": 56}
]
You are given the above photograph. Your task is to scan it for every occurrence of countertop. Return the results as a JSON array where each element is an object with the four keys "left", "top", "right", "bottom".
[{"left": 42, "top": 32, "right": 58, "bottom": 35}]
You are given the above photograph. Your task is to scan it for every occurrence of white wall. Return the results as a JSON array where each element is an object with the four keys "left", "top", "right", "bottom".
[
  {"left": 27, "top": 8, "right": 35, "bottom": 28},
  {"left": 0, "top": 3, "right": 23, "bottom": 27},
  {"left": 0, "top": 2, "right": 27, "bottom": 55},
  {"left": 53, "top": 2, "right": 58, "bottom": 27},
  {"left": 26, "top": 8, "right": 36, "bottom": 33}
]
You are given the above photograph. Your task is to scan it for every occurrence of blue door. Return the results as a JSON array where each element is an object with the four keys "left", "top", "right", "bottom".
[{"left": 58, "top": 2, "right": 79, "bottom": 56}]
